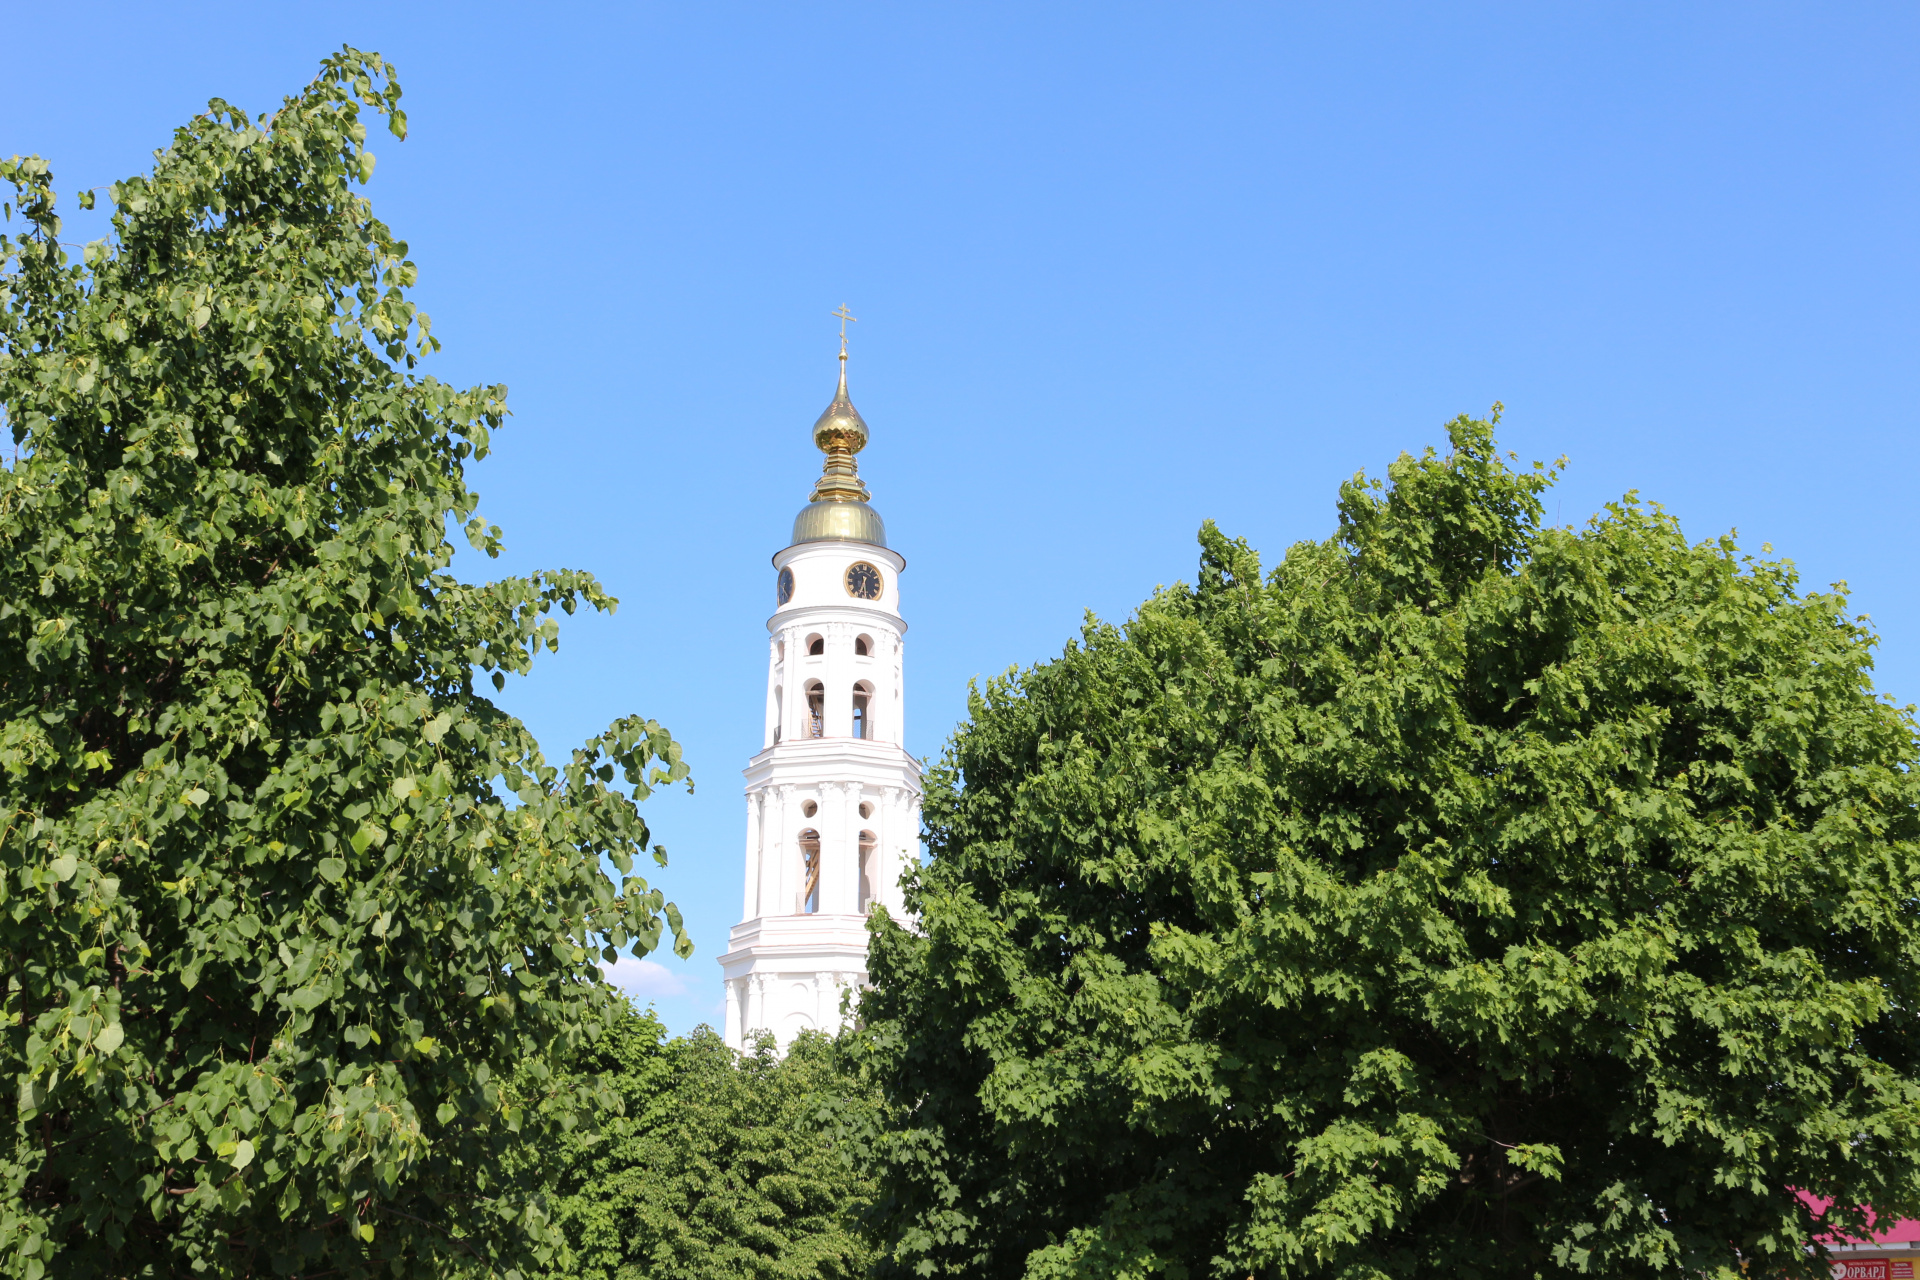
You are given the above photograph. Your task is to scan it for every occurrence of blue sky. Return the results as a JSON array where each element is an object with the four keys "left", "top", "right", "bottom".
[{"left": 12, "top": 3, "right": 1916, "bottom": 1034}]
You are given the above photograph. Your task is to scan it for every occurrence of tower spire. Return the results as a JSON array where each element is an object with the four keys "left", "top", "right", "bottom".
[{"left": 810, "top": 306, "right": 870, "bottom": 505}]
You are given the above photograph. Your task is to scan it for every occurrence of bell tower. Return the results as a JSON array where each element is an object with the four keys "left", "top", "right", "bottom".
[{"left": 718, "top": 322, "right": 921, "bottom": 1050}]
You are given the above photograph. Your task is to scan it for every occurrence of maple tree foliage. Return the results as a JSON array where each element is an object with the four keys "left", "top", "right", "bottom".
[{"left": 0, "top": 49, "right": 689, "bottom": 1278}]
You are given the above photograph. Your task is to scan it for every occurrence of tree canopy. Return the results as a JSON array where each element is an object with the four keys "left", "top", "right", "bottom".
[
  {"left": 0, "top": 49, "right": 688, "bottom": 1278},
  {"left": 520, "top": 1002, "right": 876, "bottom": 1280},
  {"left": 862, "top": 415, "right": 1920, "bottom": 1279}
]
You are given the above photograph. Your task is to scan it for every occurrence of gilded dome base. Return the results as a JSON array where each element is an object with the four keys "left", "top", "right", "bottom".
[{"left": 791, "top": 501, "right": 887, "bottom": 548}]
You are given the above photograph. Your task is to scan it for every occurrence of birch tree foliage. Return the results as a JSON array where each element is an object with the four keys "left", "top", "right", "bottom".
[
  {"left": 862, "top": 415, "right": 1920, "bottom": 1280},
  {"left": 0, "top": 49, "right": 689, "bottom": 1279}
]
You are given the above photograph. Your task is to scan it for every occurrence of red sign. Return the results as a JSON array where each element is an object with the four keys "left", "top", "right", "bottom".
[
  {"left": 1832, "top": 1262, "right": 1888, "bottom": 1280},
  {"left": 1825, "top": 1254, "right": 1920, "bottom": 1278}
]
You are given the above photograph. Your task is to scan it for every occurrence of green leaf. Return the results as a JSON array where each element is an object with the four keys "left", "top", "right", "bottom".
[
  {"left": 316, "top": 857, "right": 346, "bottom": 884},
  {"left": 94, "top": 1022, "right": 124, "bottom": 1057},
  {"left": 229, "top": 1139, "right": 254, "bottom": 1171}
]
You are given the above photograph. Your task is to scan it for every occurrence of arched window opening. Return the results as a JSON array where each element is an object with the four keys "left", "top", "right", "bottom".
[
  {"left": 858, "top": 830, "right": 878, "bottom": 911},
  {"left": 854, "top": 635, "right": 871, "bottom": 657},
  {"left": 852, "top": 684, "right": 872, "bottom": 740},
  {"left": 858, "top": 801, "right": 873, "bottom": 819},
  {"left": 801, "top": 799, "right": 818, "bottom": 818},
  {"left": 807, "top": 635, "right": 825, "bottom": 656},
  {"left": 806, "top": 682, "right": 824, "bottom": 738},
  {"left": 777, "top": 640, "right": 786, "bottom": 662},
  {"left": 799, "top": 829, "right": 821, "bottom": 914},
  {"left": 773, "top": 686, "right": 784, "bottom": 744}
]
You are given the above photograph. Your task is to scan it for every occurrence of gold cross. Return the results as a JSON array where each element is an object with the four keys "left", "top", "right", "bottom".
[{"left": 832, "top": 304, "right": 858, "bottom": 355}]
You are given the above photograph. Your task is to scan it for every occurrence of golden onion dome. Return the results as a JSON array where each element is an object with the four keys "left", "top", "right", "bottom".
[
  {"left": 811, "top": 361, "right": 869, "bottom": 457},
  {"left": 791, "top": 351, "right": 887, "bottom": 547}
]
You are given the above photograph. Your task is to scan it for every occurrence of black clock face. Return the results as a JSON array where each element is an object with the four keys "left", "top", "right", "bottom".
[
  {"left": 777, "top": 566, "right": 794, "bottom": 606},
  {"left": 845, "top": 561, "right": 883, "bottom": 600}
]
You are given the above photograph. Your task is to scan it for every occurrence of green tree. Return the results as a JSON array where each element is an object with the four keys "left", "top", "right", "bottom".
[
  {"left": 525, "top": 1000, "right": 876, "bottom": 1280},
  {"left": 862, "top": 415, "right": 1920, "bottom": 1279},
  {"left": 0, "top": 50, "right": 690, "bottom": 1278}
]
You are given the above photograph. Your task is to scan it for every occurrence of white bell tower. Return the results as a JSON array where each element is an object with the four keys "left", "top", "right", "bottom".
[{"left": 718, "top": 329, "right": 921, "bottom": 1051}]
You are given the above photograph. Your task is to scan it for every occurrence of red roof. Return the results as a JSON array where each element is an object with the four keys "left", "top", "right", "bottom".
[{"left": 1798, "top": 1193, "right": 1920, "bottom": 1247}]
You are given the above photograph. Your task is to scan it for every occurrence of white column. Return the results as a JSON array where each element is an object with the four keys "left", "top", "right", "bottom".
[
  {"left": 833, "top": 782, "right": 856, "bottom": 909},
  {"left": 764, "top": 637, "right": 779, "bottom": 748},
  {"left": 761, "top": 786, "right": 787, "bottom": 917},
  {"left": 814, "top": 778, "right": 841, "bottom": 914},
  {"left": 893, "top": 787, "right": 916, "bottom": 917},
  {"left": 755, "top": 789, "right": 772, "bottom": 918},
  {"left": 794, "top": 785, "right": 810, "bottom": 916},
  {"left": 874, "top": 786, "right": 894, "bottom": 916},
  {"left": 724, "top": 978, "right": 741, "bottom": 1045},
  {"left": 890, "top": 634, "right": 905, "bottom": 746},
  {"left": 782, "top": 627, "right": 803, "bottom": 741},
  {"left": 885, "top": 626, "right": 900, "bottom": 743},
  {"left": 793, "top": 785, "right": 811, "bottom": 915},
  {"left": 846, "top": 781, "right": 866, "bottom": 914},
  {"left": 823, "top": 623, "right": 850, "bottom": 738},
  {"left": 820, "top": 783, "right": 841, "bottom": 914},
  {"left": 848, "top": 782, "right": 866, "bottom": 913},
  {"left": 875, "top": 629, "right": 889, "bottom": 744},
  {"left": 742, "top": 790, "right": 763, "bottom": 919},
  {"left": 893, "top": 786, "right": 910, "bottom": 916}
]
